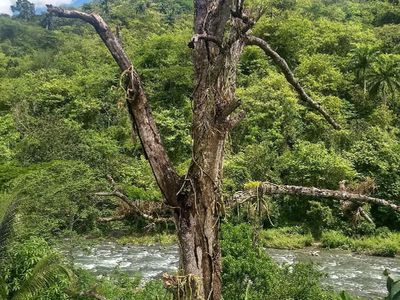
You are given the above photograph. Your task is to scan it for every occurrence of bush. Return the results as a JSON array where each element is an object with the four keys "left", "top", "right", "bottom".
[
  {"left": 1, "top": 237, "right": 73, "bottom": 300},
  {"left": 260, "top": 227, "right": 314, "bottom": 249},
  {"left": 8, "top": 160, "right": 101, "bottom": 239},
  {"left": 72, "top": 269, "right": 170, "bottom": 300},
  {"left": 321, "top": 230, "right": 400, "bottom": 257},
  {"left": 306, "top": 201, "right": 333, "bottom": 240},
  {"left": 321, "top": 231, "right": 350, "bottom": 249},
  {"left": 1, "top": 237, "right": 171, "bottom": 300},
  {"left": 221, "top": 224, "right": 338, "bottom": 300}
]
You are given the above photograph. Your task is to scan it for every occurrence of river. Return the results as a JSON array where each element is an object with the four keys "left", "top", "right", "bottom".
[{"left": 67, "top": 243, "right": 400, "bottom": 299}]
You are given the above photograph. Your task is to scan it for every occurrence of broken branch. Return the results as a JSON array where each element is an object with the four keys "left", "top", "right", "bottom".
[
  {"left": 188, "top": 33, "right": 222, "bottom": 49},
  {"left": 244, "top": 35, "right": 341, "bottom": 130},
  {"left": 94, "top": 176, "right": 173, "bottom": 224},
  {"left": 232, "top": 181, "right": 400, "bottom": 213}
]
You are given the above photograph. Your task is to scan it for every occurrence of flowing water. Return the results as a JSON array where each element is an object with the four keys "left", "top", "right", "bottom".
[
  {"left": 67, "top": 243, "right": 400, "bottom": 299},
  {"left": 267, "top": 248, "right": 400, "bottom": 299}
]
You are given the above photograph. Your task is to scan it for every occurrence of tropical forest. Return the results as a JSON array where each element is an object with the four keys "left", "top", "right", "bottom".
[{"left": 0, "top": 0, "right": 400, "bottom": 299}]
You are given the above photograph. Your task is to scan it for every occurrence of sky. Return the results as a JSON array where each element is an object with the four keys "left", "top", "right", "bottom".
[{"left": 0, "top": 0, "right": 91, "bottom": 15}]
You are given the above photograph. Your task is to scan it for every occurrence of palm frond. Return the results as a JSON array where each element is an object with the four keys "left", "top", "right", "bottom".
[
  {"left": 12, "top": 253, "right": 75, "bottom": 300},
  {"left": 0, "top": 200, "right": 18, "bottom": 266},
  {"left": 0, "top": 277, "right": 7, "bottom": 300}
]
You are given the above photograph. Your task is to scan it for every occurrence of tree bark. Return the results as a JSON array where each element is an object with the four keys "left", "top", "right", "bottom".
[
  {"left": 232, "top": 181, "right": 400, "bottom": 213},
  {"left": 173, "top": 2, "right": 245, "bottom": 298}
]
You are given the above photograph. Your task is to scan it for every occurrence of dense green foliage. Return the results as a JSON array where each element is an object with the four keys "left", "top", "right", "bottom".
[
  {"left": 0, "top": 0, "right": 399, "bottom": 237},
  {"left": 0, "top": 0, "right": 400, "bottom": 298},
  {"left": 221, "top": 224, "right": 339, "bottom": 300}
]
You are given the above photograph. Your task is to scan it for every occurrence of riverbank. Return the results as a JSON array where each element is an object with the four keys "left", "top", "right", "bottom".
[
  {"left": 66, "top": 241, "right": 400, "bottom": 299},
  {"left": 115, "top": 232, "right": 177, "bottom": 246},
  {"left": 261, "top": 227, "right": 400, "bottom": 257},
  {"left": 78, "top": 226, "right": 400, "bottom": 257}
]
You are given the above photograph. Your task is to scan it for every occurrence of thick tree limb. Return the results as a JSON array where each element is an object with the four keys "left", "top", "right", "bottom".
[
  {"left": 94, "top": 175, "right": 173, "bottom": 223},
  {"left": 188, "top": 33, "right": 222, "bottom": 49},
  {"left": 46, "top": 5, "right": 180, "bottom": 204},
  {"left": 227, "top": 110, "right": 246, "bottom": 130},
  {"left": 244, "top": 35, "right": 341, "bottom": 130},
  {"left": 46, "top": 5, "right": 130, "bottom": 70},
  {"left": 94, "top": 191, "right": 133, "bottom": 208},
  {"left": 95, "top": 192, "right": 173, "bottom": 223},
  {"left": 98, "top": 212, "right": 172, "bottom": 223},
  {"left": 232, "top": 181, "right": 400, "bottom": 213}
]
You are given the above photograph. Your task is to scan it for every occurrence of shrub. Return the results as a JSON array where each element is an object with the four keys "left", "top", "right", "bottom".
[
  {"left": 221, "top": 224, "right": 338, "bottom": 300},
  {"left": 321, "top": 231, "right": 350, "bottom": 249},
  {"left": 260, "top": 227, "right": 313, "bottom": 249},
  {"left": 71, "top": 269, "right": 170, "bottom": 300},
  {"left": 321, "top": 230, "right": 400, "bottom": 257},
  {"left": 1, "top": 237, "right": 73, "bottom": 300},
  {"left": 306, "top": 201, "right": 334, "bottom": 240}
]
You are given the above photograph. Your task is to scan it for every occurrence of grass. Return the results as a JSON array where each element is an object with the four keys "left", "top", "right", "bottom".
[
  {"left": 321, "top": 230, "right": 400, "bottom": 257},
  {"left": 260, "top": 227, "right": 314, "bottom": 249},
  {"left": 0, "top": 193, "right": 12, "bottom": 222},
  {"left": 115, "top": 232, "right": 177, "bottom": 246},
  {"left": 260, "top": 227, "right": 400, "bottom": 257}
]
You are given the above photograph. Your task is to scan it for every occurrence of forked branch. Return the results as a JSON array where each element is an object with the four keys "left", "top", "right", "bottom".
[
  {"left": 94, "top": 176, "right": 173, "bottom": 223},
  {"left": 232, "top": 181, "right": 400, "bottom": 213},
  {"left": 47, "top": 5, "right": 180, "bottom": 204},
  {"left": 244, "top": 35, "right": 341, "bottom": 130},
  {"left": 94, "top": 192, "right": 172, "bottom": 223}
]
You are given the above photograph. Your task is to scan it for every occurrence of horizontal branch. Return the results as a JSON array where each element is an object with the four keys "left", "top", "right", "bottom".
[
  {"left": 244, "top": 35, "right": 341, "bottom": 130},
  {"left": 94, "top": 191, "right": 133, "bottom": 208},
  {"left": 98, "top": 215, "right": 127, "bottom": 223},
  {"left": 232, "top": 181, "right": 400, "bottom": 213},
  {"left": 98, "top": 212, "right": 172, "bottom": 223},
  {"left": 188, "top": 33, "right": 222, "bottom": 49}
]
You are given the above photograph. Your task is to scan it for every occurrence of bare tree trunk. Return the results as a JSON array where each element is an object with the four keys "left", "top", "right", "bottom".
[
  {"left": 168, "top": 2, "right": 248, "bottom": 298},
  {"left": 174, "top": 5, "right": 245, "bottom": 298}
]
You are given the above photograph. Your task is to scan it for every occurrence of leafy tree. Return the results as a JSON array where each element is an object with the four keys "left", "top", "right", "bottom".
[
  {"left": 11, "top": 0, "right": 35, "bottom": 22},
  {"left": 7, "top": 161, "right": 101, "bottom": 238},
  {"left": 350, "top": 45, "right": 379, "bottom": 94},
  {"left": 221, "top": 224, "right": 337, "bottom": 299},
  {"left": 375, "top": 24, "right": 400, "bottom": 53},
  {"left": 367, "top": 55, "right": 400, "bottom": 105}
]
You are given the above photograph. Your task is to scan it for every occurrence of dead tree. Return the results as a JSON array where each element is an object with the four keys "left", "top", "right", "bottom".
[{"left": 45, "top": 2, "right": 396, "bottom": 299}]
